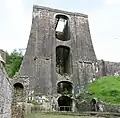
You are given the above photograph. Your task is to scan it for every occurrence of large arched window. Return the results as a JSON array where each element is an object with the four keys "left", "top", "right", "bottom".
[
  {"left": 55, "top": 14, "right": 70, "bottom": 41},
  {"left": 57, "top": 80, "right": 73, "bottom": 94}
]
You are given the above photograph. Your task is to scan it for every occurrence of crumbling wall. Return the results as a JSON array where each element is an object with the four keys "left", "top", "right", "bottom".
[
  {"left": 11, "top": 76, "right": 29, "bottom": 103},
  {"left": 11, "top": 76, "right": 29, "bottom": 118},
  {"left": 97, "top": 60, "right": 120, "bottom": 77},
  {"left": 19, "top": 5, "right": 97, "bottom": 95},
  {"left": 98, "top": 101, "right": 120, "bottom": 113},
  {"left": 0, "top": 61, "right": 12, "bottom": 118}
]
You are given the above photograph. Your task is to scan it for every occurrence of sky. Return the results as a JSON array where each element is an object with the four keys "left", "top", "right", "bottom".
[{"left": 0, "top": 0, "right": 120, "bottom": 62}]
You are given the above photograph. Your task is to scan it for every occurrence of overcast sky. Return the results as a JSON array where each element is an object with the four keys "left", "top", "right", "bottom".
[{"left": 0, "top": 0, "right": 120, "bottom": 62}]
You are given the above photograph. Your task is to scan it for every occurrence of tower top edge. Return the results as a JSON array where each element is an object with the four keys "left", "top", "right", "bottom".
[{"left": 33, "top": 5, "right": 88, "bottom": 18}]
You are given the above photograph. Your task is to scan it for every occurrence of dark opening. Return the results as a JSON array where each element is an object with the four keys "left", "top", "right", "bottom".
[
  {"left": 56, "top": 46, "right": 71, "bottom": 75},
  {"left": 55, "top": 14, "right": 70, "bottom": 41},
  {"left": 14, "top": 83, "right": 24, "bottom": 102},
  {"left": 57, "top": 81, "right": 73, "bottom": 94},
  {"left": 90, "top": 98, "right": 98, "bottom": 111},
  {"left": 58, "top": 96, "right": 72, "bottom": 111},
  {"left": 14, "top": 83, "right": 24, "bottom": 89}
]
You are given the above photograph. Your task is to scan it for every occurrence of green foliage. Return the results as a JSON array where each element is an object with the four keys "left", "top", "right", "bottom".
[
  {"left": 31, "top": 101, "right": 41, "bottom": 105},
  {"left": 5, "top": 49, "right": 23, "bottom": 78},
  {"left": 87, "top": 76, "right": 120, "bottom": 104}
]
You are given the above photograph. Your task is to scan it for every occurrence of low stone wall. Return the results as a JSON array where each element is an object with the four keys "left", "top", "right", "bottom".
[
  {"left": 0, "top": 62, "right": 12, "bottom": 118},
  {"left": 97, "top": 60, "right": 120, "bottom": 77},
  {"left": 99, "top": 101, "right": 120, "bottom": 113},
  {"left": 76, "top": 98, "right": 120, "bottom": 113}
]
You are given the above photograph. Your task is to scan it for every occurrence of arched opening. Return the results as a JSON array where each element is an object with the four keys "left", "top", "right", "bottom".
[
  {"left": 57, "top": 81, "right": 73, "bottom": 94},
  {"left": 56, "top": 46, "right": 71, "bottom": 75},
  {"left": 55, "top": 14, "right": 70, "bottom": 41},
  {"left": 90, "top": 98, "right": 98, "bottom": 111},
  {"left": 14, "top": 83, "right": 24, "bottom": 102},
  {"left": 58, "top": 96, "right": 72, "bottom": 111}
]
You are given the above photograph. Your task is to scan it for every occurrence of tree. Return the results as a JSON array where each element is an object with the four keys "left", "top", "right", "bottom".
[{"left": 5, "top": 49, "right": 23, "bottom": 78}]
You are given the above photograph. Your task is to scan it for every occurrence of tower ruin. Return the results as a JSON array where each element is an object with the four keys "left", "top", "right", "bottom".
[{"left": 19, "top": 5, "right": 97, "bottom": 97}]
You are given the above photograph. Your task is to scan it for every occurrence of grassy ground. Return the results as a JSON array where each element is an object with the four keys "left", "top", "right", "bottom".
[
  {"left": 87, "top": 76, "right": 120, "bottom": 104},
  {"left": 25, "top": 112, "right": 102, "bottom": 118}
]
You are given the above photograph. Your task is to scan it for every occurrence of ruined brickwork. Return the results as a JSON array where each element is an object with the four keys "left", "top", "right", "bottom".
[
  {"left": 11, "top": 76, "right": 29, "bottom": 102},
  {"left": 19, "top": 5, "right": 97, "bottom": 95},
  {"left": 18, "top": 5, "right": 120, "bottom": 112},
  {"left": 97, "top": 60, "right": 120, "bottom": 77},
  {"left": 0, "top": 60, "right": 12, "bottom": 118},
  {"left": 0, "top": 5, "right": 120, "bottom": 117}
]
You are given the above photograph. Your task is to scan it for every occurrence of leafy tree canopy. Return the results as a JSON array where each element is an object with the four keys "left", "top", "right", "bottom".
[{"left": 5, "top": 49, "right": 23, "bottom": 78}]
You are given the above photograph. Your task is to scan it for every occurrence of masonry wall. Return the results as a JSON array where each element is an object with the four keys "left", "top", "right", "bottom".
[
  {"left": 97, "top": 60, "right": 120, "bottom": 77},
  {"left": 0, "top": 62, "right": 12, "bottom": 118},
  {"left": 19, "top": 5, "right": 97, "bottom": 95}
]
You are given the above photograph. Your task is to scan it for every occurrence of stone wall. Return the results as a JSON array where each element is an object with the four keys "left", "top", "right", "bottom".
[
  {"left": 98, "top": 101, "right": 120, "bottom": 113},
  {"left": 97, "top": 60, "right": 120, "bottom": 77},
  {"left": 76, "top": 99, "right": 120, "bottom": 113},
  {"left": 11, "top": 76, "right": 29, "bottom": 103},
  {"left": 0, "top": 61, "right": 12, "bottom": 118},
  {"left": 19, "top": 5, "right": 97, "bottom": 95}
]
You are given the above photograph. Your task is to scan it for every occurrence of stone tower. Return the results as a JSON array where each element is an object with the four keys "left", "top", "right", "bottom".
[{"left": 19, "top": 5, "right": 97, "bottom": 95}]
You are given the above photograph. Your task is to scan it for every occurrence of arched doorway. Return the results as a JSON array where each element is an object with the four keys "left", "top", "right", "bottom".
[
  {"left": 90, "top": 98, "right": 98, "bottom": 111},
  {"left": 58, "top": 96, "right": 72, "bottom": 111},
  {"left": 14, "top": 83, "right": 24, "bottom": 102}
]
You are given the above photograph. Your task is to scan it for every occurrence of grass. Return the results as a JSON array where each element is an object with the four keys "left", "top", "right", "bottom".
[
  {"left": 25, "top": 112, "right": 99, "bottom": 118},
  {"left": 87, "top": 76, "right": 120, "bottom": 104}
]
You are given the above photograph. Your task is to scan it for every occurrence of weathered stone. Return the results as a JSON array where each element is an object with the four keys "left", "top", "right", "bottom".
[
  {"left": 1, "top": 5, "right": 120, "bottom": 117},
  {"left": 0, "top": 61, "right": 12, "bottom": 118},
  {"left": 19, "top": 5, "right": 97, "bottom": 95}
]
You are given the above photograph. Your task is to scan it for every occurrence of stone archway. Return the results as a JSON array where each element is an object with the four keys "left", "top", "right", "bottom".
[
  {"left": 14, "top": 83, "right": 24, "bottom": 102},
  {"left": 90, "top": 98, "right": 98, "bottom": 111},
  {"left": 57, "top": 80, "right": 73, "bottom": 94},
  {"left": 58, "top": 96, "right": 72, "bottom": 111}
]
